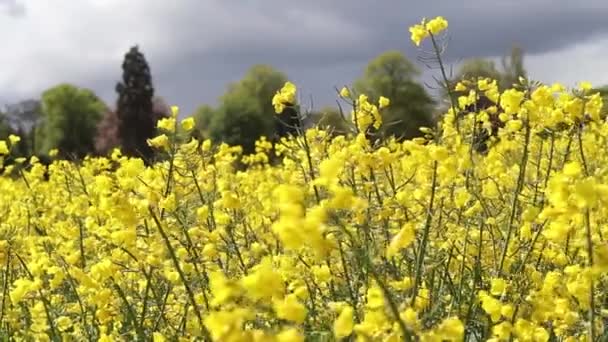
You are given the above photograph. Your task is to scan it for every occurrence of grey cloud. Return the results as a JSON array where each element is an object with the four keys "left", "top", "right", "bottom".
[
  {"left": 177, "top": 0, "right": 608, "bottom": 66},
  {"left": 0, "top": 0, "right": 25, "bottom": 17},
  {"left": 2, "top": 0, "right": 608, "bottom": 117}
]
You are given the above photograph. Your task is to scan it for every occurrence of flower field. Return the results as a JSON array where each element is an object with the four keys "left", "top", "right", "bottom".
[{"left": 1, "top": 17, "right": 608, "bottom": 342}]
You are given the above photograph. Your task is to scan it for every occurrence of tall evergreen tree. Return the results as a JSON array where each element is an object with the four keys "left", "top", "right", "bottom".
[{"left": 115, "top": 45, "right": 156, "bottom": 162}]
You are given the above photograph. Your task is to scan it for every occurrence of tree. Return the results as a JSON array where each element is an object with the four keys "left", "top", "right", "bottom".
[
  {"left": 0, "top": 112, "right": 14, "bottom": 139},
  {"left": 95, "top": 96, "right": 169, "bottom": 156},
  {"left": 448, "top": 46, "right": 527, "bottom": 155},
  {"left": 592, "top": 85, "right": 608, "bottom": 117},
  {"left": 208, "top": 64, "right": 294, "bottom": 152},
  {"left": 236, "top": 65, "right": 289, "bottom": 118},
  {"left": 354, "top": 50, "right": 435, "bottom": 140},
  {"left": 94, "top": 109, "right": 121, "bottom": 156},
  {"left": 454, "top": 59, "right": 502, "bottom": 84},
  {"left": 452, "top": 44, "right": 526, "bottom": 91},
  {"left": 36, "top": 84, "right": 105, "bottom": 158},
  {"left": 3, "top": 99, "right": 42, "bottom": 133},
  {"left": 235, "top": 64, "right": 299, "bottom": 138},
  {"left": 210, "top": 88, "right": 275, "bottom": 154},
  {"left": 191, "top": 104, "right": 216, "bottom": 140},
  {"left": 2, "top": 99, "right": 42, "bottom": 156},
  {"left": 115, "top": 45, "right": 157, "bottom": 162},
  {"left": 501, "top": 44, "right": 526, "bottom": 89},
  {"left": 309, "top": 106, "right": 350, "bottom": 136}
]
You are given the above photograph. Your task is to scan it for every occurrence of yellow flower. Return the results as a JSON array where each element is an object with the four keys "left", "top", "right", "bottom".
[
  {"left": 147, "top": 134, "right": 170, "bottom": 149},
  {"left": 241, "top": 257, "right": 285, "bottom": 301},
  {"left": 318, "top": 156, "right": 343, "bottom": 184},
  {"left": 501, "top": 304, "right": 514, "bottom": 318},
  {"left": 313, "top": 265, "right": 331, "bottom": 283},
  {"left": 563, "top": 161, "right": 582, "bottom": 177},
  {"left": 209, "top": 271, "right": 238, "bottom": 306},
  {"left": 409, "top": 20, "right": 429, "bottom": 46},
  {"left": 500, "top": 89, "right": 525, "bottom": 115},
  {"left": 276, "top": 328, "right": 304, "bottom": 342},
  {"left": 454, "top": 188, "right": 471, "bottom": 208},
  {"left": 436, "top": 317, "right": 464, "bottom": 341},
  {"left": 273, "top": 81, "right": 297, "bottom": 114},
  {"left": 492, "top": 321, "right": 512, "bottom": 340},
  {"left": 425, "top": 16, "right": 448, "bottom": 35},
  {"left": 482, "top": 181, "right": 500, "bottom": 199},
  {"left": 153, "top": 332, "right": 166, "bottom": 342},
  {"left": 204, "top": 308, "right": 253, "bottom": 341},
  {"left": 429, "top": 145, "right": 449, "bottom": 161},
  {"left": 49, "top": 148, "right": 59, "bottom": 157},
  {"left": 339, "top": 87, "right": 351, "bottom": 98},
  {"left": 157, "top": 117, "right": 176, "bottom": 132},
  {"left": 56, "top": 316, "right": 72, "bottom": 332},
  {"left": 378, "top": 96, "right": 390, "bottom": 109},
  {"left": 479, "top": 291, "right": 502, "bottom": 322},
  {"left": 181, "top": 117, "right": 195, "bottom": 132},
  {"left": 0, "top": 141, "right": 8, "bottom": 155},
  {"left": 490, "top": 278, "right": 506, "bottom": 296},
  {"left": 455, "top": 82, "right": 467, "bottom": 92},
  {"left": 506, "top": 119, "right": 523, "bottom": 132},
  {"left": 366, "top": 284, "right": 385, "bottom": 309},
  {"left": 352, "top": 93, "right": 382, "bottom": 132},
  {"left": 171, "top": 105, "right": 179, "bottom": 117},
  {"left": 333, "top": 305, "right": 354, "bottom": 339},
  {"left": 8, "top": 134, "right": 20, "bottom": 145},
  {"left": 273, "top": 294, "right": 307, "bottom": 323},
  {"left": 579, "top": 81, "right": 592, "bottom": 91},
  {"left": 387, "top": 223, "right": 416, "bottom": 257},
  {"left": 202, "top": 243, "right": 218, "bottom": 258},
  {"left": 477, "top": 78, "right": 492, "bottom": 91}
]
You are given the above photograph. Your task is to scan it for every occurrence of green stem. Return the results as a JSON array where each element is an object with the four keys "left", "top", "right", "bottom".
[
  {"left": 148, "top": 208, "right": 211, "bottom": 341},
  {"left": 498, "top": 121, "right": 531, "bottom": 274},
  {"left": 411, "top": 160, "right": 438, "bottom": 303},
  {"left": 577, "top": 126, "right": 596, "bottom": 341}
]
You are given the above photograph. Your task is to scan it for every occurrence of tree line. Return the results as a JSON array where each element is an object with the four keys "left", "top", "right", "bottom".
[{"left": 1, "top": 43, "right": 603, "bottom": 164}]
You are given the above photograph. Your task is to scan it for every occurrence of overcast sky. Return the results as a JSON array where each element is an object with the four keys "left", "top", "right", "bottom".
[{"left": 1, "top": 0, "right": 608, "bottom": 116}]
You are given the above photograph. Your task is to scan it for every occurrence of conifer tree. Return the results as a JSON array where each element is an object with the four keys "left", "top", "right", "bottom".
[{"left": 115, "top": 45, "right": 156, "bottom": 162}]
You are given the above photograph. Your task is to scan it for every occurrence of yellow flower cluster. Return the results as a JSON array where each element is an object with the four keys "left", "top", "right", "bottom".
[
  {"left": 272, "top": 81, "right": 297, "bottom": 114},
  {"left": 409, "top": 16, "right": 448, "bottom": 46},
  {"left": 1, "top": 16, "right": 608, "bottom": 342},
  {"left": 352, "top": 94, "right": 385, "bottom": 132}
]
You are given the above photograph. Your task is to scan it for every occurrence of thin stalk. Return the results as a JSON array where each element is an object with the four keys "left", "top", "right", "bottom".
[
  {"left": 498, "top": 121, "right": 531, "bottom": 274},
  {"left": 148, "top": 208, "right": 211, "bottom": 341}
]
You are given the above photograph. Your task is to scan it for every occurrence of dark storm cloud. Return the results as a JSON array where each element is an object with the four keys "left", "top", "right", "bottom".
[
  {"left": 173, "top": 0, "right": 608, "bottom": 67},
  {"left": 2, "top": 0, "right": 608, "bottom": 116},
  {"left": 143, "top": 0, "right": 608, "bottom": 113}
]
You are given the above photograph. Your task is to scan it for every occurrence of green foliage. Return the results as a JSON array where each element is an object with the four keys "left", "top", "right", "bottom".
[
  {"left": 501, "top": 44, "right": 526, "bottom": 88},
  {"left": 192, "top": 105, "right": 216, "bottom": 139},
  {"left": 453, "top": 44, "right": 526, "bottom": 90},
  {"left": 236, "top": 64, "right": 289, "bottom": 119},
  {"left": 455, "top": 58, "right": 502, "bottom": 84},
  {"left": 592, "top": 85, "right": 608, "bottom": 116},
  {"left": 36, "top": 84, "right": 105, "bottom": 158},
  {"left": 309, "top": 106, "right": 350, "bottom": 136},
  {"left": 593, "top": 85, "right": 608, "bottom": 98},
  {"left": 0, "top": 113, "right": 14, "bottom": 139},
  {"left": 354, "top": 50, "right": 435, "bottom": 140},
  {"left": 206, "top": 64, "right": 290, "bottom": 152},
  {"left": 210, "top": 90, "right": 274, "bottom": 155},
  {"left": 1, "top": 100, "right": 42, "bottom": 157}
]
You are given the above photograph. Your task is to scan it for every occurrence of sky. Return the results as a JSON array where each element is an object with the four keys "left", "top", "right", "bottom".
[{"left": 1, "top": 0, "right": 608, "bottom": 116}]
